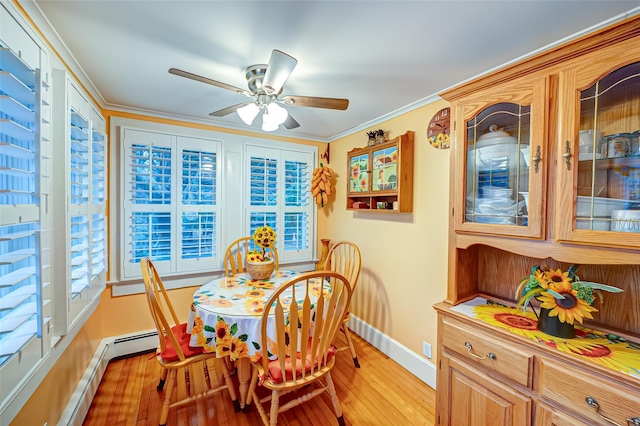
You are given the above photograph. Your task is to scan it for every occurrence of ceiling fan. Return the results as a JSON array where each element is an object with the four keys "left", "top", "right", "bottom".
[{"left": 169, "top": 50, "right": 349, "bottom": 131}]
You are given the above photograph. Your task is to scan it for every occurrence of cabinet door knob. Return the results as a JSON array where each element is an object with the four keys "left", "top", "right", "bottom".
[
  {"left": 563, "top": 141, "right": 572, "bottom": 170},
  {"left": 464, "top": 342, "right": 496, "bottom": 361},
  {"left": 585, "top": 396, "right": 628, "bottom": 425},
  {"left": 532, "top": 145, "right": 542, "bottom": 173}
]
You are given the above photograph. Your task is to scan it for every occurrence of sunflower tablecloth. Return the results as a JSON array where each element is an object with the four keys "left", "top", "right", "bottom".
[
  {"left": 451, "top": 297, "right": 640, "bottom": 379},
  {"left": 188, "top": 270, "right": 328, "bottom": 362}
]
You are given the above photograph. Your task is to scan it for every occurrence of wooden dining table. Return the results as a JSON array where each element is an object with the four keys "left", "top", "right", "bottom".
[{"left": 187, "top": 269, "right": 328, "bottom": 410}]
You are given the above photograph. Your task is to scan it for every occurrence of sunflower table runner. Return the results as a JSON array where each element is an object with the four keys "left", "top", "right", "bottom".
[
  {"left": 451, "top": 297, "right": 640, "bottom": 379},
  {"left": 188, "top": 270, "right": 330, "bottom": 362}
]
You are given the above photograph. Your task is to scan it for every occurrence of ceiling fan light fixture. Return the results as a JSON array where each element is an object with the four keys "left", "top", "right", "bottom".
[
  {"left": 172, "top": 49, "right": 347, "bottom": 133},
  {"left": 266, "top": 102, "right": 289, "bottom": 125},
  {"left": 237, "top": 103, "right": 259, "bottom": 125},
  {"left": 261, "top": 117, "right": 279, "bottom": 132}
]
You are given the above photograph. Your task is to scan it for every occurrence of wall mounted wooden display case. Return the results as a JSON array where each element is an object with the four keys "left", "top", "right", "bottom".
[{"left": 346, "top": 130, "right": 414, "bottom": 212}]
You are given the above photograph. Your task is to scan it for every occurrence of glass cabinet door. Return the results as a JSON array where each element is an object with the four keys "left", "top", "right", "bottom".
[
  {"left": 454, "top": 77, "right": 546, "bottom": 238},
  {"left": 348, "top": 152, "right": 369, "bottom": 194},
  {"left": 465, "top": 104, "right": 530, "bottom": 226},
  {"left": 371, "top": 145, "right": 398, "bottom": 192},
  {"left": 556, "top": 59, "right": 640, "bottom": 247}
]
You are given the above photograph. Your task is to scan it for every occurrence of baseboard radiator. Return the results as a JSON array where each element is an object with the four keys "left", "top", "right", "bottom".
[{"left": 59, "top": 330, "right": 158, "bottom": 426}]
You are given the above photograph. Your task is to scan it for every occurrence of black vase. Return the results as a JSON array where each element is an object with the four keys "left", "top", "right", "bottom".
[{"left": 537, "top": 307, "right": 576, "bottom": 339}]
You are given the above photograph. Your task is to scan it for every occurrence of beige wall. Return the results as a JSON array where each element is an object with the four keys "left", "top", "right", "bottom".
[
  {"left": 319, "top": 100, "right": 451, "bottom": 355},
  {"left": 10, "top": 102, "right": 450, "bottom": 424}
]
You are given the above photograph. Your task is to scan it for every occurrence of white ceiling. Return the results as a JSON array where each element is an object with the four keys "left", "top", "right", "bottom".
[{"left": 28, "top": 1, "right": 640, "bottom": 141}]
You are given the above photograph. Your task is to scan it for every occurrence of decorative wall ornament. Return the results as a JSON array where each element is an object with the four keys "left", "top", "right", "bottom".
[
  {"left": 427, "top": 107, "right": 451, "bottom": 149},
  {"left": 311, "top": 165, "right": 335, "bottom": 207}
]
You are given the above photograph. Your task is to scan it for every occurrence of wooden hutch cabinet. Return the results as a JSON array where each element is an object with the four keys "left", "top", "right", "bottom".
[
  {"left": 435, "top": 15, "right": 640, "bottom": 426},
  {"left": 346, "top": 131, "right": 414, "bottom": 212}
]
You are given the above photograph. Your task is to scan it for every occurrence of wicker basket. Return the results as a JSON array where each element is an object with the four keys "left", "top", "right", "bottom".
[{"left": 246, "top": 259, "right": 275, "bottom": 280}]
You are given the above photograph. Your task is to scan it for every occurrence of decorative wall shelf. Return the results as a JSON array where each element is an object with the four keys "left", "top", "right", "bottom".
[{"left": 346, "top": 130, "right": 414, "bottom": 212}]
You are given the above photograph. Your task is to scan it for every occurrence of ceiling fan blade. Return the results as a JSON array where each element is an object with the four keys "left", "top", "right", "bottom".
[
  {"left": 281, "top": 95, "right": 349, "bottom": 110},
  {"left": 209, "top": 102, "right": 253, "bottom": 117},
  {"left": 169, "top": 68, "right": 252, "bottom": 96},
  {"left": 262, "top": 50, "right": 298, "bottom": 95},
  {"left": 282, "top": 114, "right": 300, "bottom": 130}
]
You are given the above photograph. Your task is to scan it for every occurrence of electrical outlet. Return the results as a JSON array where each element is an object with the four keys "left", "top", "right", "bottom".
[{"left": 422, "top": 341, "right": 432, "bottom": 358}]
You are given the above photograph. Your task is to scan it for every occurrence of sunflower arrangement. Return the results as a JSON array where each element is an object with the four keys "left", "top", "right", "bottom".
[
  {"left": 247, "top": 225, "right": 276, "bottom": 262},
  {"left": 516, "top": 265, "right": 622, "bottom": 325}
]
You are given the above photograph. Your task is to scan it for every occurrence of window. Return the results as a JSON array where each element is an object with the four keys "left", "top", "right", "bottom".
[
  {"left": 246, "top": 145, "right": 313, "bottom": 262},
  {"left": 111, "top": 121, "right": 317, "bottom": 288},
  {"left": 50, "top": 74, "right": 106, "bottom": 334},
  {"left": 0, "top": 35, "right": 51, "bottom": 402},
  {"left": 121, "top": 129, "right": 221, "bottom": 278}
]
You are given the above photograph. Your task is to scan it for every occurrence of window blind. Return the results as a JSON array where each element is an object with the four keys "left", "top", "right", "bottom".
[
  {"left": 0, "top": 43, "right": 42, "bottom": 367},
  {"left": 246, "top": 146, "right": 313, "bottom": 262},
  {"left": 121, "top": 130, "right": 221, "bottom": 277}
]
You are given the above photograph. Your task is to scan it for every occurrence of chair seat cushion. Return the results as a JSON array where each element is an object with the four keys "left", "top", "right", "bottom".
[
  {"left": 171, "top": 323, "right": 188, "bottom": 338},
  {"left": 266, "top": 346, "right": 336, "bottom": 384},
  {"left": 159, "top": 322, "right": 203, "bottom": 362}
]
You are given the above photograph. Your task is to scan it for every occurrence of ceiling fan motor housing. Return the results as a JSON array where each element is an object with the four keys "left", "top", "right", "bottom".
[{"left": 245, "top": 64, "right": 268, "bottom": 94}]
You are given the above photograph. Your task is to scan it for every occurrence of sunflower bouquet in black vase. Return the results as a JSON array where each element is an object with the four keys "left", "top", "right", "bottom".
[{"left": 516, "top": 265, "right": 622, "bottom": 326}]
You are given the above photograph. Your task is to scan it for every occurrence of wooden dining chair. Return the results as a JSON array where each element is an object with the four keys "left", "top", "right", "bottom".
[
  {"left": 223, "top": 235, "right": 279, "bottom": 276},
  {"left": 140, "top": 258, "right": 239, "bottom": 425},
  {"left": 247, "top": 271, "right": 352, "bottom": 426},
  {"left": 324, "top": 240, "right": 362, "bottom": 367}
]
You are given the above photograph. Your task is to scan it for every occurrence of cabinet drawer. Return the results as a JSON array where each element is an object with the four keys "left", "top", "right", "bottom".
[
  {"left": 441, "top": 318, "right": 534, "bottom": 387},
  {"left": 539, "top": 358, "right": 640, "bottom": 425}
]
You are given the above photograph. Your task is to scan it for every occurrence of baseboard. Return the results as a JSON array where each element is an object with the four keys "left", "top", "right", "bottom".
[
  {"left": 347, "top": 314, "right": 437, "bottom": 389},
  {"left": 59, "top": 330, "right": 157, "bottom": 426},
  {"left": 58, "top": 341, "right": 110, "bottom": 426},
  {"left": 61, "top": 320, "right": 435, "bottom": 425}
]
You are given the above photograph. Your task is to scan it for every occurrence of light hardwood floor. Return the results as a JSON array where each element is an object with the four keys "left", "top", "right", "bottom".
[{"left": 82, "top": 332, "right": 436, "bottom": 425}]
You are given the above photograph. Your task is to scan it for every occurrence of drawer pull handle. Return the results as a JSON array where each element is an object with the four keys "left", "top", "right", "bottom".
[
  {"left": 464, "top": 342, "right": 496, "bottom": 361},
  {"left": 627, "top": 418, "right": 640, "bottom": 425},
  {"left": 585, "top": 396, "right": 628, "bottom": 425}
]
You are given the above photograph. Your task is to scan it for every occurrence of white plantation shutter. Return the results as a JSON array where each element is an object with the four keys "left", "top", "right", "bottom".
[
  {"left": 0, "top": 47, "right": 40, "bottom": 365},
  {"left": 0, "top": 48, "right": 40, "bottom": 364},
  {"left": 0, "top": 32, "right": 50, "bottom": 393},
  {"left": 90, "top": 113, "right": 106, "bottom": 281},
  {"left": 177, "top": 139, "right": 218, "bottom": 271},
  {"left": 284, "top": 159, "right": 310, "bottom": 252},
  {"left": 69, "top": 109, "right": 90, "bottom": 299},
  {"left": 123, "top": 131, "right": 173, "bottom": 277},
  {"left": 121, "top": 129, "right": 221, "bottom": 278},
  {"left": 246, "top": 145, "right": 313, "bottom": 262},
  {"left": 249, "top": 153, "right": 278, "bottom": 235}
]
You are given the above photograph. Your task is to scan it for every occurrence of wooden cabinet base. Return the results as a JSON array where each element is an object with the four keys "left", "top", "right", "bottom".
[{"left": 435, "top": 307, "right": 640, "bottom": 426}]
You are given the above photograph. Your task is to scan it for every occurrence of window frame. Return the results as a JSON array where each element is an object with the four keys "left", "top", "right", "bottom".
[
  {"left": 245, "top": 144, "right": 314, "bottom": 263},
  {"left": 120, "top": 128, "right": 223, "bottom": 279},
  {"left": 109, "top": 118, "right": 318, "bottom": 295}
]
